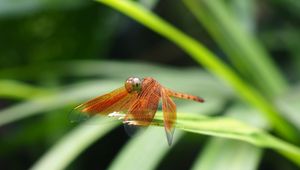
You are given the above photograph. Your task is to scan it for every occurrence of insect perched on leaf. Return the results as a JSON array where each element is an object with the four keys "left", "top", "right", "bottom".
[{"left": 72, "top": 77, "right": 204, "bottom": 145}]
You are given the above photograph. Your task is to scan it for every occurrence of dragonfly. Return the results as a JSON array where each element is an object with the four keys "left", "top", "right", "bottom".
[{"left": 72, "top": 77, "right": 204, "bottom": 145}]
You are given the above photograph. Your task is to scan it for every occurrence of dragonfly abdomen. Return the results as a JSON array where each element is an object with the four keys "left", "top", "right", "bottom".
[{"left": 166, "top": 89, "right": 204, "bottom": 103}]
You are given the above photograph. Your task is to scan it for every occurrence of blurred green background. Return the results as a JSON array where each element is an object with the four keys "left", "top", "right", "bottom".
[{"left": 0, "top": 0, "right": 300, "bottom": 169}]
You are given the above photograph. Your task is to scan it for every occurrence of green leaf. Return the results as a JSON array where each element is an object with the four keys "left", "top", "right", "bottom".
[
  {"left": 192, "top": 104, "right": 267, "bottom": 170},
  {"left": 0, "top": 0, "right": 87, "bottom": 18},
  {"left": 0, "top": 61, "right": 229, "bottom": 127},
  {"left": 182, "top": 0, "right": 287, "bottom": 97},
  {"left": 192, "top": 138, "right": 263, "bottom": 170},
  {"left": 108, "top": 128, "right": 182, "bottom": 170},
  {"left": 31, "top": 117, "right": 119, "bottom": 170},
  {"left": 0, "top": 80, "right": 119, "bottom": 126},
  {"left": 276, "top": 84, "right": 300, "bottom": 130},
  {"left": 0, "top": 61, "right": 220, "bottom": 84},
  {"left": 149, "top": 112, "right": 300, "bottom": 167},
  {"left": 138, "top": 0, "right": 159, "bottom": 9},
  {"left": 229, "top": 0, "right": 256, "bottom": 33},
  {"left": 32, "top": 112, "right": 300, "bottom": 169},
  {"left": 0, "top": 79, "right": 51, "bottom": 99}
]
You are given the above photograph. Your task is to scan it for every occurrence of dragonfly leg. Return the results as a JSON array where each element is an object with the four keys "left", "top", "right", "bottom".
[{"left": 108, "top": 112, "right": 125, "bottom": 120}]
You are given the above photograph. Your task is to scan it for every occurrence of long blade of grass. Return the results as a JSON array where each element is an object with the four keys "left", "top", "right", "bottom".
[
  {"left": 230, "top": 0, "right": 256, "bottom": 33},
  {"left": 0, "top": 62, "right": 230, "bottom": 127},
  {"left": 96, "top": 0, "right": 298, "bottom": 143},
  {"left": 0, "top": 80, "right": 119, "bottom": 126},
  {"left": 0, "top": 61, "right": 230, "bottom": 99},
  {"left": 148, "top": 112, "right": 300, "bottom": 167},
  {"left": 276, "top": 84, "right": 300, "bottom": 130},
  {"left": 192, "top": 104, "right": 268, "bottom": 170},
  {"left": 192, "top": 139, "right": 263, "bottom": 170},
  {"left": 0, "top": 80, "right": 51, "bottom": 99},
  {"left": 0, "top": 61, "right": 216, "bottom": 82},
  {"left": 108, "top": 128, "right": 182, "bottom": 170},
  {"left": 182, "top": 0, "right": 287, "bottom": 98},
  {"left": 31, "top": 112, "right": 300, "bottom": 169},
  {"left": 31, "top": 117, "right": 119, "bottom": 170}
]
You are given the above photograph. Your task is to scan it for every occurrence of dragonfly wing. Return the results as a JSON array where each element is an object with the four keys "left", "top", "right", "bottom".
[
  {"left": 124, "top": 80, "right": 161, "bottom": 126},
  {"left": 70, "top": 87, "right": 137, "bottom": 122},
  {"left": 161, "top": 88, "right": 177, "bottom": 146}
]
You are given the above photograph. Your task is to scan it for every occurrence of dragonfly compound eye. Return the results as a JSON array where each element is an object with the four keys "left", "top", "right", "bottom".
[{"left": 125, "top": 77, "right": 142, "bottom": 93}]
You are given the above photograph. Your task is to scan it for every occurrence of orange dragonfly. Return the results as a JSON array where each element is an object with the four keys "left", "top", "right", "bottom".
[{"left": 72, "top": 77, "right": 204, "bottom": 145}]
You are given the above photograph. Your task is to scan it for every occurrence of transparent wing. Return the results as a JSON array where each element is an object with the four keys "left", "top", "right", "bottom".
[
  {"left": 70, "top": 87, "right": 137, "bottom": 123},
  {"left": 161, "top": 88, "right": 177, "bottom": 146},
  {"left": 124, "top": 82, "right": 161, "bottom": 126}
]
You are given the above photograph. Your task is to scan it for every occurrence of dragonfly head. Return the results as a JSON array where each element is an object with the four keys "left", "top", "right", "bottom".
[{"left": 125, "top": 77, "right": 142, "bottom": 93}]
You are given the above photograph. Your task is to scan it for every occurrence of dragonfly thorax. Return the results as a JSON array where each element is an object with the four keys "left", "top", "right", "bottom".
[{"left": 125, "top": 77, "right": 142, "bottom": 93}]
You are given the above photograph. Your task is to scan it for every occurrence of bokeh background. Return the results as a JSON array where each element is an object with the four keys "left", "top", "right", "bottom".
[{"left": 0, "top": 0, "right": 300, "bottom": 169}]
